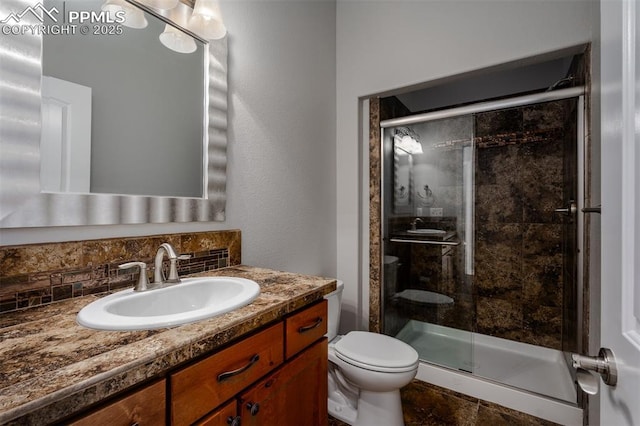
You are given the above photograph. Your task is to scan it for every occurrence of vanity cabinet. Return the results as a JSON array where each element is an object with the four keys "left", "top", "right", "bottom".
[
  {"left": 69, "top": 300, "right": 328, "bottom": 426},
  {"left": 68, "top": 379, "right": 166, "bottom": 426},
  {"left": 171, "top": 323, "right": 285, "bottom": 425},
  {"left": 195, "top": 339, "right": 328, "bottom": 426},
  {"left": 175, "top": 299, "right": 328, "bottom": 426}
]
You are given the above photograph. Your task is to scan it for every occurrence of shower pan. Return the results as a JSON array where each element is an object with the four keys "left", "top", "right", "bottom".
[{"left": 379, "top": 87, "right": 586, "bottom": 421}]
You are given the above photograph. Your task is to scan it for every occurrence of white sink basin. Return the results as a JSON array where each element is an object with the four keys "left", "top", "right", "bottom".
[
  {"left": 407, "top": 229, "right": 446, "bottom": 235},
  {"left": 77, "top": 277, "right": 260, "bottom": 331}
]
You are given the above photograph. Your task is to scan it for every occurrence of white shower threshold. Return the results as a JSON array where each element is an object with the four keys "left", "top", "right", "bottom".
[{"left": 397, "top": 320, "right": 583, "bottom": 425}]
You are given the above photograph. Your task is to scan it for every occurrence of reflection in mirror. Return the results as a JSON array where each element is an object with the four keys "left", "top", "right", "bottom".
[
  {"left": 393, "top": 149, "right": 412, "bottom": 213},
  {"left": 42, "top": 0, "right": 205, "bottom": 198},
  {"left": 392, "top": 127, "right": 423, "bottom": 214},
  {"left": 0, "top": 0, "right": 228, "bottom": 227}
]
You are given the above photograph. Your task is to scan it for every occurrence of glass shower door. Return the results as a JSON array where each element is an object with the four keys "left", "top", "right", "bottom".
[
  {"left": 380, "top": 96, "right": 581, "bottom": 404},
  {"left": 382, "top": 115, "right": 475, "bottom": 372},
  {"left": 469, "top": 98, "right": 580, "bottom": 402}
]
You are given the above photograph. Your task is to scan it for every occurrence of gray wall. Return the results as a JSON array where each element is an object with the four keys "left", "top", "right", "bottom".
[
  {"left": 1, "top": 0, "right": 337, "bottom": 279},
  {"left": 1, "top": 0, "right": 596, "bottom": 317},
  {"left": 336, "top": 0, "right": 595, "bottom": 332}
]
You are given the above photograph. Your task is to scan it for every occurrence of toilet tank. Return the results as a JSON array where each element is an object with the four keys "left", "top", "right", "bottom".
[
  {"left": 324, "top": 280, "right": 344, "bottom": 341},
  {"left": 384, "top": 255, "right": 399, "bottom": 296}
]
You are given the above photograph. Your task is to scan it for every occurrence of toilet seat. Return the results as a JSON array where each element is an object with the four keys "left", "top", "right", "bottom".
[{"left": 334, "top": 331, "right": 419, "bottom": 373}]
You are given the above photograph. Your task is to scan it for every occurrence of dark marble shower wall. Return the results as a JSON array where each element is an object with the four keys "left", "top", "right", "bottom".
[{"left": 474, "top": 99, "right": 577, "bottom": 350}]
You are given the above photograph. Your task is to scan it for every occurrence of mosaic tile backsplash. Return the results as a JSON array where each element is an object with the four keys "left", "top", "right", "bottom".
[{"left": 0, "top": 230, "right": 241, "bottom": 313}]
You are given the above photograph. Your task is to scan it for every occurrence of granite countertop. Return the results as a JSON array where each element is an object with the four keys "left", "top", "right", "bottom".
[{"left": 0, "top": 265, "right": 336, "bottom": 425}]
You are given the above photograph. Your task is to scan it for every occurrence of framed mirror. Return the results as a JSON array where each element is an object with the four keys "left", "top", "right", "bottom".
[{"left": 0, "top": 0, "right": 227, "bottom": 227}]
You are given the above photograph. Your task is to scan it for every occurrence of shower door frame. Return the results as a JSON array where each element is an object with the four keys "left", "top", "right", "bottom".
[{"left": 377, "top": 87, "right": 587, "bottom": 403}]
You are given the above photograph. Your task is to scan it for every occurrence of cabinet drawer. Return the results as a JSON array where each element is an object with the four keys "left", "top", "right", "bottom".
[
  {"left": 170, "top": 323, "right": 284, "bottom": 426},
  {"left": 285, "top": 300, "right": 327, "bottom": 359},
  {"left": 69, "top": 379, "right": 166, "bottom": 426}
]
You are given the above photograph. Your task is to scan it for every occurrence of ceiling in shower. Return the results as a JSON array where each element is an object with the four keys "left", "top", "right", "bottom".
[{"left": 395, "top": 54, "right": 581, "bottom": 113}]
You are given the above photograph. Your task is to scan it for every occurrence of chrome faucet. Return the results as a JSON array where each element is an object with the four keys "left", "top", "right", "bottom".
[
  {"left": 153, "top": 243, "right": 190, "bottom": 286},
  {"left": 118, "top": 243, "right": 190, "bottom": 292},
  {"left": 118, "top": 261, "right": 150, "bottom": 292},
  {"left": 410, "top": 218, "right": 423, "bottom": 230}
]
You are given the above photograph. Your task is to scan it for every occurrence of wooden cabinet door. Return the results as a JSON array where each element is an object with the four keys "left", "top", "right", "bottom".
[
  {"left": 194, "top": 399, "right": 240, "bottom": 426},
  {"left": 238, "top": 339, "right": 328, "bottom": 426},
  {"left": 69, "top": 380, "right": 166, "bottom": 426}
]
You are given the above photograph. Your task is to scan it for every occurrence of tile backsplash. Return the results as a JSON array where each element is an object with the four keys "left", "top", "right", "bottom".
[{"left": 0, "top": 230, "right": 241, "bottom": 313}]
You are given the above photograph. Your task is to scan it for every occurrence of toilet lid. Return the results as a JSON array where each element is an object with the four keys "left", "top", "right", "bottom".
[{"left": 334, "top": 331, "right": 418, "bottom": 371}]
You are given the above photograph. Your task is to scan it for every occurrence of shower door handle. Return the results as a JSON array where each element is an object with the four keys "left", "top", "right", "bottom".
[{"left": 554, "top": 201, "right": 577, "bottom": 216}]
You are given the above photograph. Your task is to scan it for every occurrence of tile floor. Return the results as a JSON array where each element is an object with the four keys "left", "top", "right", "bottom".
[{"left": 328, "top": 380, "right": 561, "bottom": 426}]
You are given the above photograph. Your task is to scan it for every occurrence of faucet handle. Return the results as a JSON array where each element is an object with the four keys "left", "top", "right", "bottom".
[
  {"left": 165, "top": 254, "right": 191, "bottom": 283},
  {"left": 119, "top": 261, "right": 149, "bottom": 292}
]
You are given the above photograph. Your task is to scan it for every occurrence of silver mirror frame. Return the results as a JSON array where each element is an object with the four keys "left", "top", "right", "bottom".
[{"left": 0, "top": 0, "right": 227, "bottom": 227}]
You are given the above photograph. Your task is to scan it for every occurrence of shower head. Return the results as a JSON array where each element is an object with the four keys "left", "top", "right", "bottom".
[{"left": 546, "top": 75, "right": 575, "bottom": 92}]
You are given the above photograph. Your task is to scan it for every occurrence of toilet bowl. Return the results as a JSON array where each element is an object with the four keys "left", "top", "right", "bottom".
[
  {"left": 385, "top": 256, "right": 454, "bottom": 307},
  {"left": 325, "top": 281, "right": 419, "bottom": 426},
  {"left": 392, "top": 288, "right": 454, "bottom": 306}
]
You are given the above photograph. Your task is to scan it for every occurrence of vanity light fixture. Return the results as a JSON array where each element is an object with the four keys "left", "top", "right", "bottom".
[
  {"left": 188, "top": 0, "right": 227, "bottom": 40},
  {"left": 159, "top": 4, "right": 197, "bottom": 53},
  {"left": 394, "top": 127, "right": 423, "bottom": 155},
  {"left": 102, "top": 0, "right": 225, "bottom": 53},
  {"left": 102, "top": 0, "right": 148, "bottom": 28},
  {"left": 138, "top": 0, "right": 179, "bottom": 10},
  {"left": 159, "top": 23, "right": 197, "bottom": 53}
]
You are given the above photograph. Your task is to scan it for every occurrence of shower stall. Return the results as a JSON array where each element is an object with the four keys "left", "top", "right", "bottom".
[{"left": 378, "top": 87, "right": 586, "bottom": 422}]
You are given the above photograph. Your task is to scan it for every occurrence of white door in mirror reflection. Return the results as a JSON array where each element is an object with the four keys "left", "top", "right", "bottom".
[{"left": 40, "top": 76, "right": 92, "bottom": 193}]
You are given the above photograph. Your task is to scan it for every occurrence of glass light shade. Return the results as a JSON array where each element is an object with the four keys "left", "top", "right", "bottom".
[
  {"left": 188, "top": 0, "right": 226, "bottom": 40},
  {"left": 102, "top": 0, "right": 148, "bottom": 29},
  {"left": 159, "top": 24, "right": 197, "bottom": 53},
  {"left": 410, "top": 137, "right": 423, "bottom": 154},
  {"left": 396, "top": 135, "right": 423, "bottom": 154},
  {"left": 138, "top": 0, "right": 179, "bottom": 10}
]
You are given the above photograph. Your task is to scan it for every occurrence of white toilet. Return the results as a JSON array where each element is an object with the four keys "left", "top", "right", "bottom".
[{"left": 325, "top": 280, "right": 419, "bottom": 426}]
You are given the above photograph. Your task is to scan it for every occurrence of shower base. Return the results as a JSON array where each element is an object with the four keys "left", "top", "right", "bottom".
[{"left": 396, "top": 320, "right": 577, "bottom": 403}]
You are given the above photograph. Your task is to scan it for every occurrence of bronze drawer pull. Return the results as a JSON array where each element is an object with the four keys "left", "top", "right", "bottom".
[
  {"left": 298, "top": 317, "right": 323, "bottom": 333},
  {"left": 246, "top": 402, "right": 260, "bottom": 416},
  {"left": 217, "top": 354, "right": 260, "bottom": 382},
  {"left": 227, "top": 416, "right": 241, "bottom": 426}
]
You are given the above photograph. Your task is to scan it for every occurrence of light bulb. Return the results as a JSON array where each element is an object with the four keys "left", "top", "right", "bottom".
[
  {"left": 102, "top": 0, "right": 148, "bottom": 29},
  {"left": 138, "top": 0, "right": 179, "bottom": 10},
  {"left": 188, "top": 0, "right": 226, "bottom": 40},
  {"left": 159, "top": 24, "right": 197, "bottom": 53}
]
